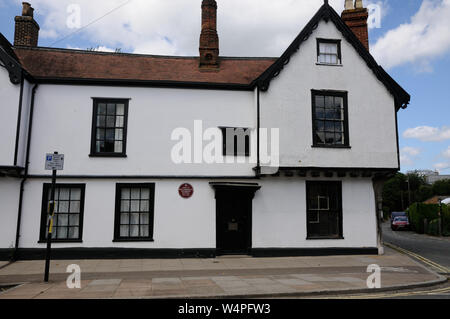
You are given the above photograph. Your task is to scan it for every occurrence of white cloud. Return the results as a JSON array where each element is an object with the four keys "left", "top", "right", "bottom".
[
  {"left": 400, "top": 154, "right": 414, "bottom": 166},
  {"left": 443, "top": 146, "right": 450, "bottom": 158},
  {"left": 433, "top": 162, "right": 450, "bottom": 172},
  {"left": 403, "top": 126, "right": 450, "bottom": 142},
  {"left": 400, "top": 146, "right": 421, "bottom": 167},
  {"left": 372, "top": 0, "right": 450, "bottom": 71},
  {"left": 16, "top": 0, "right": 347, "bottom": 56},
  {"left": 432, "top": 146, "right": 450, "bottom": 172},
  {"left": 402, "top": 146, "right": 421, "bottom": 156}
]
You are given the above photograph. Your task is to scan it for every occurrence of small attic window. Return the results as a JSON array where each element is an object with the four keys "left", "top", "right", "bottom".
[{"left": 317, "top": 39, "right": 342, "bottom": 65}]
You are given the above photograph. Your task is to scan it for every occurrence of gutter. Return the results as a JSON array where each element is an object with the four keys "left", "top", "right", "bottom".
[{"left": 12, "top": 83, "right": 38, "bottom": 261}]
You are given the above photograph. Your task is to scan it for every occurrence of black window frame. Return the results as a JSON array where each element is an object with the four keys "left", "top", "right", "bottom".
[
  {"left": 220, "top": 127, "right": 251, "bottom": 157},
  {"left": 311, "top": 90, "right": 350, "bottom": 148},
  {"left": 316, "top": 38, "right": 342, "bottom": 65},
  {"left": 306, "top": 181, "right": 343, "bottom": 240},
  {"left": 113, "top": 183, "right": 156, "bottom": 242},
  {"left": 90, "top": 98, "right": 129, "bottom": 158},
  {"left": 39, "top": 183, "right": 86, "bottom": 243}
]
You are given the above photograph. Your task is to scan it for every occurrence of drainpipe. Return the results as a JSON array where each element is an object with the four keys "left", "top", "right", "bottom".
[
  {"left": 255, "top": 86, "right": 261, "bottom": 177},
  {"left": 13, "top": 77, "right": 24, "bottom": 166},
  {"left": 12, "top": 83, "right": 38, "bottom": 261}
]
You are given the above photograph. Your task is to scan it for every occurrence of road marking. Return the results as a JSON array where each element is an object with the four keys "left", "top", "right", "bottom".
[
  {"left": 317, "top": 286, "right": 450, "bottom": 299},
  {"left": 384, "top": 242, "right": 449, "bottom": 274}
]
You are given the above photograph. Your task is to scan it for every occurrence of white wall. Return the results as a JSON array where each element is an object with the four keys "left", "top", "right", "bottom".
[
  {"left": 16, "top": 177, "right": 376, "bottom": 250},
  {"left": 19, "top": 179, "right": 217, "bottom": 249},
  {"left": 28, "top": 86, "right": 256, "bottom": 176},
  {"left": 0, "top": 178, "right": 20, "bottom": 248},
  {"left": 253, "top": 177, "right": 377, "bottom": 248},
  {"left": 0, "top": 67, "right": 21, "bottom": 166},
  {"left": 260, "top": 20, "right": 398, "bottom": 169}
]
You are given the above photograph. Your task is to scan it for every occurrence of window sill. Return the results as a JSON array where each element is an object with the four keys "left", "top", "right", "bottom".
[
  {"left": 311, "top": 145, "right": 351, "bottom": 149},
  {"left": 306, "top": 236, "right": 345, "bottom": 240},
  {"left": 89, "top": 154, "right": 127, "bottom": 158},
  {"left": 38, "top": 240, "right": 83, "bottom": 244},
  {"left": 113, "top": 238, "right": 154, "bottom": 242},
  {"left": 316, "top": 63, "right": 343, "bottom": 67}
]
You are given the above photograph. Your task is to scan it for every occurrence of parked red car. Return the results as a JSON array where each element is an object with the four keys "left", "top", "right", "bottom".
[{"left": 391, "top": 216, "right": 410, "bottom": 231}]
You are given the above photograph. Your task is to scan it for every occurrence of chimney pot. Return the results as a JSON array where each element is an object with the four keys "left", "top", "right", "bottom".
[
  {"left": 355, "top": 0, "right": 364, "bottom": 9},
  {"left": 22, "top": 2, "right": 34, "bottom": 17},
  {"left": 345, "top": 0, "right": 355, "bottom": 10}
]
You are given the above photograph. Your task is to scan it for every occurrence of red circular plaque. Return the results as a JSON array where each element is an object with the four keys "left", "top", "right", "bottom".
[{"left": 178, "top": 183, "right": 194, "bottom": 199}]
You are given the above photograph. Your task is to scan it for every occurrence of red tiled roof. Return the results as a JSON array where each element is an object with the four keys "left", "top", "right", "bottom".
[
  {"left": 423, "top": 196, "right": 450, "bottom": 205},
  {"left": 13, "top": 47, "right": 276, "bottom": 86}
]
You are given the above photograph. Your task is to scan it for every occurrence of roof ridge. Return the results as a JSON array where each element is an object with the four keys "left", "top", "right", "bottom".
[{"left": 13, "top": 46, "right": 277, "bottom": 60}]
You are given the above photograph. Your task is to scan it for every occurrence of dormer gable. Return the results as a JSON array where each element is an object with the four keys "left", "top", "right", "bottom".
[{"left": 255, "top": 1, "right": 410, "bottom": 111}]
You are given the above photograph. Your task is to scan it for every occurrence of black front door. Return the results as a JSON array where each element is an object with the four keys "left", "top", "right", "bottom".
[{"left": 212, "top": 183, "right": 260, "bottom": 255}]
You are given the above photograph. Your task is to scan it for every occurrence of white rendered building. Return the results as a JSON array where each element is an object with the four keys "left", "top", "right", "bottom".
[{"left": 0, "top": 1, "right": 410, "bottom": 260}]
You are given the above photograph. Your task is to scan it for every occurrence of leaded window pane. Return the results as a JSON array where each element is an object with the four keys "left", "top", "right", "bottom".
[
  {"left": 130, "top": 200, "right": 140, "bottom": 212},
  {"left": 116, "top": 185, "right": 154, "bottom": 239},
  {"left": 68, "top": 227, "right": 79, "bottom": 239},
  {"left": 42, "top": 185, "right": 83, "bottom": 241},
  {"left": 58, "top": 214, "right": 68, "bottom": 226},
  {"left": 59, "top": 201, "right": 69, "bottom": 213},
  {"left": 92, "top": 100, "right": 127, "bottom": 155},
  {"left": 59, "top": 188, "right": 70, "bottom": 200},
  {"left": 120, "top": 225, "right": 129, "bottom": 237},
  {"left": 114, "top": 142, "right": 123, "bottom": 153},
  {"left": 130, "top": 225, "right": 139, "bottom": 237},
  {"left": 116, "top": 104, "right": 125, "bottom": 115},
  {"left": 69, "top": 214, "right": 79, "bottom": 225},
  {"left": 318, "top": 40, "right": 341, "bottom": 65},
  {"left": 313, "top": 92, "right": 347, "bottom": 146}
]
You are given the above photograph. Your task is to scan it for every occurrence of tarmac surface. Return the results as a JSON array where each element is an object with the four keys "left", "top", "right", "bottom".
[
  {"left": 382, "top": 221, "right": 450, "bottom": 270},
  {"left": 0, "top": 247, "right": 445, "bottom": 299}
]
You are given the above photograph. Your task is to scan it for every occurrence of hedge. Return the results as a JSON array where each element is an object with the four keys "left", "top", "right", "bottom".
[{"left": 408, "top": 203, "right": 450, "bottom": 235}]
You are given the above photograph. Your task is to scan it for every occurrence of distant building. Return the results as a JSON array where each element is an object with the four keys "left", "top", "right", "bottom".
[
  {"left": 426, "top": 175, "right": 450, "bottom": 185},
  {"left": 407, "top": 170, "right": 438, "bottom": 178},
  {"left": 407, "top": 170, "right": 450, "bottom": 184}
]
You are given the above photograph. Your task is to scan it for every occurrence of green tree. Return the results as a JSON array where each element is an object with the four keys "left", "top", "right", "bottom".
[
  {"left": 382, "top": 172, "right": 427, "bottom": 213},
  {"left": 432, "top": 179, "right": 450, "bottom": 196},
  {"left": 418, "top": 184, "right": 433, "bottom": 202}
]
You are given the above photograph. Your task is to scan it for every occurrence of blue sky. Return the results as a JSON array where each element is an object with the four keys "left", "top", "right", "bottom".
[{"left": 1, "top": 0, "right": 449, "bottom": 174}]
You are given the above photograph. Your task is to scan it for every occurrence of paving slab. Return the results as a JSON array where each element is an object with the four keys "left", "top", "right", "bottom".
[{"left": 0, "top": 247, "right": 445, "bottom": 299}]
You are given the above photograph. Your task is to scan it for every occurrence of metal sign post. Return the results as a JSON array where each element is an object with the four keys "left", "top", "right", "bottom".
[{"left": 44, "top": 152, "right": 64, "bottom": 282}]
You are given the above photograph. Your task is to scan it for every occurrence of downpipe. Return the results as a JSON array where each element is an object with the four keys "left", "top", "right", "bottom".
[{"left": 12, "top": 84, "right": 38, "bottom": 261}]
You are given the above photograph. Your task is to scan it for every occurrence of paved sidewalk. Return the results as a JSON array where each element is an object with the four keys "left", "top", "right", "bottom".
[{"left": 0, "top": 247, "right": 445, "bottom": 299}]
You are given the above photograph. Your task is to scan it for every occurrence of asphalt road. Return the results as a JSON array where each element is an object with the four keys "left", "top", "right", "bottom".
[{"left": 381, "top": 221, "right": 450, "bottom": 270}]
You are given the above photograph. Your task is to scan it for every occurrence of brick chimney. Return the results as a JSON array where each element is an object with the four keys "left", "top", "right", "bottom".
[
  {"left": 14, "top": 2, "right": 40, "bottom": 47},
  {"left": 341, "top": 0, "right": 369, "bottom": 50},
  {"left": 199, "top": 0, "right": 219, "bottom": 69}
]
